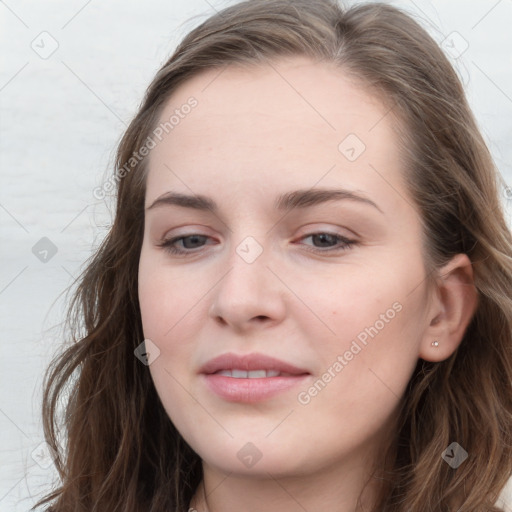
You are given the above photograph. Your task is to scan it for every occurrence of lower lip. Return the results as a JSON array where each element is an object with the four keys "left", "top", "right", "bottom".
[{"left": 202, "top": 373, "right": 310, "bottom": 403}]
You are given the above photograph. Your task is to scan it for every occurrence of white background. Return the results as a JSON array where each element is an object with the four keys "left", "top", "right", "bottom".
[{"left": 1, "top": 0, "right": 511, "bottom": 510}]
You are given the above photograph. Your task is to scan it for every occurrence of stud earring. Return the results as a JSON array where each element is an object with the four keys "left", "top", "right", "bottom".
[{"left": 431, "top": 341, "right": 439, "bottom": 347}]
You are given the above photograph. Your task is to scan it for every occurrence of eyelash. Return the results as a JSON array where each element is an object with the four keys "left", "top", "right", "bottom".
[{"left": 157, "top": 232, "right": 356, "bottom": 256}]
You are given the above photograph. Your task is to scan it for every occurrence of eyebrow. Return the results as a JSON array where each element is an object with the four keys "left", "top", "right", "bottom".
[{"left": 146, "top": 188, "right": 383, "bottom": 214}]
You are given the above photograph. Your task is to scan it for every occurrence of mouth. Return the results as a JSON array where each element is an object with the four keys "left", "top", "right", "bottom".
[
  {"left": 200, "top": 352, "right": 310, "bottom": 402},
  {"left": 213, "top": 369, "right": 299, "bottom": 378},
  {"left": 199, "top": 352, "right": 309, "bottom": 376}
]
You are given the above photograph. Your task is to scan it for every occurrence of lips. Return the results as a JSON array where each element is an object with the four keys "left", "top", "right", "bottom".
[
  {"left": 199, "top": 352, "right": 309, "bottom": 377},
  {"left": 199, "top": 352, "right": 310, "bottom": 403}
]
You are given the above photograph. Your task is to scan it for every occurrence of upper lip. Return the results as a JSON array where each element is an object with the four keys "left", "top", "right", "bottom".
[{"left": 199, "top": 352, "right": 310, "bottom": 375}]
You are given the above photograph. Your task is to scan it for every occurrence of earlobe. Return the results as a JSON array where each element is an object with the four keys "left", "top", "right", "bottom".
[{"left": 419, "top": 253, "right": 478, "bottom": 362}]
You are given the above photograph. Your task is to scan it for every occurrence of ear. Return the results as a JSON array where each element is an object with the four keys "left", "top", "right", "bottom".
[{"left": 419, "top": 253, "right": 478, "bottom": 362}]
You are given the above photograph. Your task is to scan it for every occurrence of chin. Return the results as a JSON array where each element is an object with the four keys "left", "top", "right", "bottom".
[{"left": 189, "top": 434, "right": 313, "bottom": 478}]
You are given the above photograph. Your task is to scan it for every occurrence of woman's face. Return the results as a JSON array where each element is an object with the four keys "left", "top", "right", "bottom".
[{"left": 138, "top": 57, "right": 435, "bottom": 478}]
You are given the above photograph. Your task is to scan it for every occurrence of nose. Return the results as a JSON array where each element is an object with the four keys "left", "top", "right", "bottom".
[{"left": 208, "top": 240, "right": 287, "bottom": 332}]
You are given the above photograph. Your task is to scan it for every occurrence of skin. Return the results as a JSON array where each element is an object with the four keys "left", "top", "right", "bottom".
[{"left": 138, "top": 57, "right": 477, "bottom": 511}]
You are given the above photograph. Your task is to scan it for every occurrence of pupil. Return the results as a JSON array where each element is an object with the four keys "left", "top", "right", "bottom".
[
  {"left": 183, "top": 235, "right": 206, "bottom": 248},
  {"left": 313, "top": 233, "right": 336, "bottom": 247}
]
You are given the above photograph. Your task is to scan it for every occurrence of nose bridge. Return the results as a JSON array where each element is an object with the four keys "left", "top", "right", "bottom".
[
  {"left": 209, "top": 233, "right": 285, "bottom": 325},
  {"left": 221, "top": 234, "right": 270, "bottom": 302}
]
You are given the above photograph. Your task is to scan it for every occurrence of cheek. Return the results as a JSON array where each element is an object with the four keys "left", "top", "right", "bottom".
[
  {"left": 138, "top": 255, "right": 202, "bottom": 417},
  {"left": 138, "top": 279, "right": 204, "bottom": 374},
  {"left": 138, "top": 262, "right": 204, "bottom": 436},
  {"left": 294, "top": 259, "right": 426, "bottom": 393},
  {"left": 138, "top": 248, "right": 210, "bottom": 340},
  {"left": 292, "top": 266, "right": 398, "bottom": 340},
  {"left": 293, "top": 298, "right": 420, "bottom": 454},
  {"left": 138, "top": 250, "right": 213, "bottom": 379}
]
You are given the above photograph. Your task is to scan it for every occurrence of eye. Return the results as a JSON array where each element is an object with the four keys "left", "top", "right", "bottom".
[
  {"left": 157, "top": 234, "right": 214, "bottom": 255},
  {"left": 156, "top": 231, "right": 356, "bottom": 257},
  {"left": 297, "top": 232, "right": 356, "bottom": 253}
]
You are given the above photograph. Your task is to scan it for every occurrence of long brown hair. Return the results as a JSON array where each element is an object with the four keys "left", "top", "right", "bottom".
[{"left": 33, "top": 1, "right": 512, "bottom": 510}]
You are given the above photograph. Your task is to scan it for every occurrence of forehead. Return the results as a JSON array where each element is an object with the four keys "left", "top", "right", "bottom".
[{"left": 145, "top": 56, "right": 408, "bottom": 212}]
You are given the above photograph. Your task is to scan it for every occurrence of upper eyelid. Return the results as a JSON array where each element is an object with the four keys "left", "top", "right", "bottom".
[
  {"left": 161, "top": 229, "right": 353, "bottom": 241},
  {"left": 160, "top": 221, "right": 357, "bottom": 236}
]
